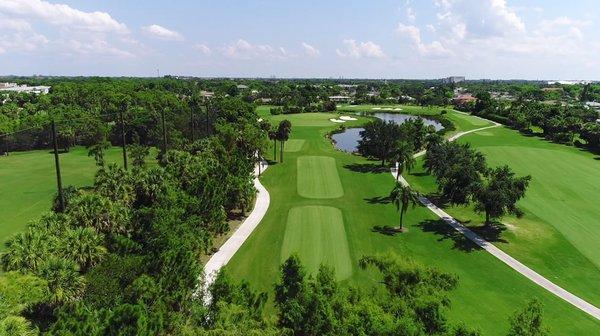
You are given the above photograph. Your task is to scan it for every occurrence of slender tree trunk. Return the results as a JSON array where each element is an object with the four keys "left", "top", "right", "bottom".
[
  {"left": 280, "top": 141, "right": 284, "bottom": 162},
  {"left": 399, "top": 209, "right": 404, "bottom": 231},
  {"left": 485, "top": 211, "right": 491, "bottom": 225},
  {"left": 273, "top": 139, "right": 277, "bottom": 162}
]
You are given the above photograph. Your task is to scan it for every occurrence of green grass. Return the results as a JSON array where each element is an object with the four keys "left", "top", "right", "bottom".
[
  {"left": 283, "top": 139, "right": 306, "bottom": 152},
  {"left": 404, "top": 125, "right": 600, "bottom": 307},
  {"left": 297, "top": 156, "right": 344, "bottom": 199},
  {"left": 227, "top": 111, "right": 600, "bottom": 334},
  {"left": 0, "top": 146, "right": 123, "bottom": 247},
  {"left": 281, "top": 205, "right": 352, "bottom": 279}
]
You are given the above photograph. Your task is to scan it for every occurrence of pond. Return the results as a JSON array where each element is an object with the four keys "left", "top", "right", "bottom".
[{"left": 331, "top": 113, "right": 443, "bottom": 153}]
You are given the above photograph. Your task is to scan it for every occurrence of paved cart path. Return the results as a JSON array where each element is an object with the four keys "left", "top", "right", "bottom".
[
  {"left": 392, "top": 119, "right": 600, "bottom": 321},
  {"left": 202, "top": 161, "right": 269, "bottom": 296}
]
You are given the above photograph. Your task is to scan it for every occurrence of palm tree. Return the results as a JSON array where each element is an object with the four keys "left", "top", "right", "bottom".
[
  {"left": 87, "top": 140, "right": 110, "bottom": 167},
  {"left": 268, "top": 130, "right": 277, "bottom": 162},
  {"left": 63, "top": 227, "right": 107, "bottom": 272},
  {"left": 389, "top": 182, "right": 420, "bottom": 231},
  {"left": 0, "top": 228, "right": 48, "bottom": 272},
  {"left": 393, "top": 141, "right": 415, "bottom": 181},
  {"left": 276, "top": 120, "right": 292, "bottom": 162},
  {"left": 38, "top": 256, "right": 85, "bottom": 305}
]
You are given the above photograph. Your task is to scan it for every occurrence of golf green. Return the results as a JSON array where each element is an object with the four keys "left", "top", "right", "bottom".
[
  {"left": 283, "top": 139, "right": 306, "bottom": 152},
  {"left": 281, "top": 206, "right": 352, "bottom": 279},
  {"left": 297, "top": 156, "right": 344, "bottom": 199}
]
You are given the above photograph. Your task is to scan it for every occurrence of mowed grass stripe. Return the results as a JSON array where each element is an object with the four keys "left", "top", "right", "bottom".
[
  {"left": 297, "top": 156, "right": 344, "bottom": 199},
  {"left": 281, "top": 206, "right": 352, "bottom": 280},
  {"left": 283, "top": 139, "right": 306, "bottom": 152}
]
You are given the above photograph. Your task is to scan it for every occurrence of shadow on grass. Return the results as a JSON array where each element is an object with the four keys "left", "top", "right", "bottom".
[
  {"left": 467, "top": 222, "right": 508, "bottom": 244},
  {"left": 418, "top": 219, "right": 509, "bottom": 252},
  {"left": 409, "top": 172, "right": 429, "bottom": 177},
  {"left": 344, "top": 163, "right": 386, "bottom": 174},
  {"left": 418, "top": 219, "right": 481, "bottom": 252},
  {"left": 371, "top": 225, "right": 403, "bottom": 236},
  {"left": 364, "top": 195, "right": 391, "bottom": 204}
]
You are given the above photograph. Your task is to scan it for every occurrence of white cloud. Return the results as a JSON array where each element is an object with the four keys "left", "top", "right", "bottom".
[
  {"left": 222, "top": 39, "right": 288, "bottom": 60},
  {"left": 0, "top": 0, "right": 136, "bottom": 58},
  {"left": 301, "top": 42, "right": 320, "bottom": 57},
  {"left": 406, "top": 6, "right": 416, "bottom": 22},
  {"left": 142, "top": 24, "right": 184, "bottom": 41},
  {"left": 194, "top": 43, "right": 211, "bottom": 55},
  {"left": 0, "top": 0, "right": 128, "bottom": 33},
  {"left": 396, "top": 23, "right": 452, "bottom": 57},
  {"left": 336, "top": 39, "right": 385, "bottom": 59}
]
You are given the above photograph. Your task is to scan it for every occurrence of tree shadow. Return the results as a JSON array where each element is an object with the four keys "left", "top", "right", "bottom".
[
  {"left": 344, "top": 163, "right": 386, "bottom": 174},
  {"left": 418, "top": 219, "right": 481, "bottom": 252},
  {"left": 364, "top": 195, "right": 391, "bottom": 204},
  {"left": 371, "top": 225, "right": 402, "bottom": 236},
  {"left": 409, "top": 172, "right": 429, "bottom": 177},
  {"left": 467, "top": 221, "right": 508, "bottom": 244}
]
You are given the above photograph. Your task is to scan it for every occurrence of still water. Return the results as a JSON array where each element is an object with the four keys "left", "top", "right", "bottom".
[{"left": 331, "top": 113, "right": 443, "bottom": 152}]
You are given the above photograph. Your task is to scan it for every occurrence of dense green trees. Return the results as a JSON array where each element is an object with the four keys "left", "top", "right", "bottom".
[
  {"left": 424, "top": 140, "right": 531, "bottom": 225},
  {"left": 474, "top": 166, "right": 531, "bottom": 224}
]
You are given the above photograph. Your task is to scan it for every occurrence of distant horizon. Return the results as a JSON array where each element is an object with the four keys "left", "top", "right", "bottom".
[{"left": 1, "top": 74, "right": 598, "bottom": 83}]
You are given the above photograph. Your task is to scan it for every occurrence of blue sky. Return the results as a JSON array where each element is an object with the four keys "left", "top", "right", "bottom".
[{"left": 1, "top": 0, "right": 599, "bottom": 79}]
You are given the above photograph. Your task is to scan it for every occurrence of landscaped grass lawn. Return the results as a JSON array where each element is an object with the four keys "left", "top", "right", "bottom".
[
  {"left": 281, "top": 205, "right": 352, "bottom": 280},
  {"left": 227, "top": 110, "right": 600, "bottom": 334},
  {"left": 297, "top": 156, "right": 344, "bottom": 199},
  {"left": 282, "top": 139, "right": 305, "bottom": 152},
  {"left": 405, "top": 126, "right": 600, "bottom": 308},
  {"left": 0, "top": 146, "right": 123, "bottom": 247}
]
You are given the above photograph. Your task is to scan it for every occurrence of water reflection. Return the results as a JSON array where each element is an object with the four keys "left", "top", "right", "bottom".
[{"left": 331, "top": 113, "right": 443, "bottom": 153}]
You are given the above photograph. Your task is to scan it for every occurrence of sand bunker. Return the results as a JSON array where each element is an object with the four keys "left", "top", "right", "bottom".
[
  {"left": 339, "top": 116, "right": 357, "bottom": 121},
  {"left": 329, "top": 118, "right": 346, "bottom": 123}
]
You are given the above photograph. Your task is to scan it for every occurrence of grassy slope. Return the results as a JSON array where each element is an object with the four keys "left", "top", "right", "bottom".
[
  {"left": 405, "top": 126, "right": 600, "bottom": 308},
  {"left": 227, "top": 111, "right": 600, "bottom": 334},
  {"left": 0, "top": 147, "right": 124, "bottom": 246}
]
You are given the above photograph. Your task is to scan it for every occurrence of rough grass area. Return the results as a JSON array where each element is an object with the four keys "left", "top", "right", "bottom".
[
  {"left": 297, "top": 156, "right": 344, "bottom": 199},
  {"left": 281, "top": 206, "right": 351, "bottom": 279}
]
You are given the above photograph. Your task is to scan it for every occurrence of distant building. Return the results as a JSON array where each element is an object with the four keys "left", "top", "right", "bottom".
[
  {"left": 547, "top": 80, "right": 591, "bottom": 85},
  {"left": 0, "top": 83, "right": 50, "bottom": 94},
  {"left": 200, "top": 90, "right": 215, "bottom": 98},
  {"left": 329, "top": 95, "right": 352, "bottom": 103},
  {"left": 442, "top": 76, "right": 465, "bottom": 84},
  {"left": 452, "top": 93, "right": 476, "bottom": 105},
  {"left": 236, "top": 84, "right": 249, "bottom": 90}
]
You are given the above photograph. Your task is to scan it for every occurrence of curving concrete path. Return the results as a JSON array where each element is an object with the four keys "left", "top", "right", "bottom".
[
  {"left": 391, "top": 118, "right": 600, "bottom": 320},
  {"left": 202, "top": 161, "right": 270, "bottom": 299}
]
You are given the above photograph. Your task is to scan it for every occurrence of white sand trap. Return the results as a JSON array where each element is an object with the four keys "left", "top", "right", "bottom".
[
  {"left": 257, "top": 118, "right": 263, "bottom": 122},
  {"left": 394, "top": 108, "right": 403, "bottom": 111},
  {"left": 329, "top": 118, "right": 346, "bottom": 123},
  {"left": 372, "top": 107, "right": 382, "bottom": 110},
  {"left": 339, "top": 116, "right": 357, "bottom": 121}
]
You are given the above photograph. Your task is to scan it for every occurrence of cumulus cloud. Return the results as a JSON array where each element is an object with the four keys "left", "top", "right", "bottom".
[
  {"left": 222, "top": 39, "right": 288, "bottom": 60},
  {"left": 301, "top": 42, "right": 320, "bottom": 57},
  {"left": 142, "top": 24, "right": 184, "bottom": 41},
  {"left": 0, "top": 0, "right": 128, "bottom": 33},
  {"left": 336, "top": 39, "right": 385, "bottom": 59},
  {"left": 396, "top": 23, "right": 451, "bottom": 57},
  {"left": 194, "top": 43, "right": 211, "bottom": 55},
  {"left": 0, "top": 0, "right": 135, "bottom": 58}
]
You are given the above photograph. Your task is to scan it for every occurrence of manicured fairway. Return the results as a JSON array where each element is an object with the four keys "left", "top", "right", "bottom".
[
  {"left": 283, "top": 139, "right": 306, "bottom": 152},
  {"left": 0, "top": 147, "right": 122, "bottom": 247},
  {"left": 297, "top": 156, "right": 344, "bottom": 199},
  {"left": 227, "top": 111, "right": 600, "bottom": 334},
  {"left": 281, "top": 205, "right": 351, "bottom": 279}
]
